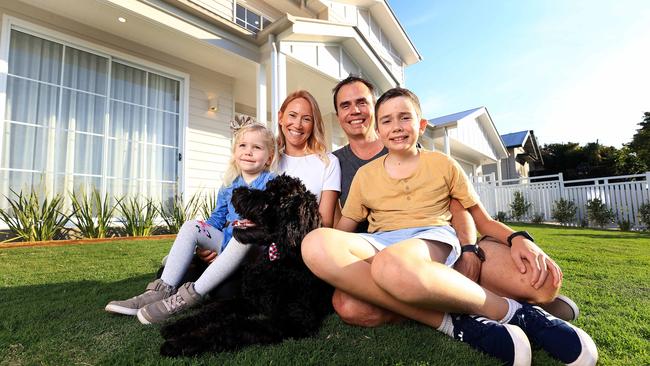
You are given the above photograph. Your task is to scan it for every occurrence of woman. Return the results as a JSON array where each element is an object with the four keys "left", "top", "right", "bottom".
[{"left": 277, "top": 90, "right": 340, "bottom": 228}]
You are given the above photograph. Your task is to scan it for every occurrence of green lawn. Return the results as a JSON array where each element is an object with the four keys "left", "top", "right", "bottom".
[{"left": 0, "top": 224, "right": 648, "bottom": 365}]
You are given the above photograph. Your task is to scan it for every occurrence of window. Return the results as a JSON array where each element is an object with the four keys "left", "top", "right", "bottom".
[
  {"left": 1, "top": 29, "right": 181, "bottom": 207},
  {"left": 235, "top": 4, "right": 271, "bottom": 34}
]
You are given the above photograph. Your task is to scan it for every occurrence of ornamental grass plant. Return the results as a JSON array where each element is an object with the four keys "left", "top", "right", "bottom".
[
  {"left": 117, "top": 196, "right": 159, "bottom": 237},
  {"left": 0, "top": 189, "right": 70, "bottom": 242},
  {"left": 159, "top": 193, "right": 202, "bottom": 234},
  {"left": 69, "top": 188, "right": 120, "bottom": 239},
  {"left": 200, "top": 190, "right": 218, "bottom": 220}
]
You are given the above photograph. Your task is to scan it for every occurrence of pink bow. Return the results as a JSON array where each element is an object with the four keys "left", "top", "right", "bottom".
[{"left": 268, "top": 242, "right": 280, "bottom": 261}]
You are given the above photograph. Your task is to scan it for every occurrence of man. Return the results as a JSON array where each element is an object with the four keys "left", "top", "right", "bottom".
[{"left": 328, "top": 76, "right": 578, "bottom": 327}]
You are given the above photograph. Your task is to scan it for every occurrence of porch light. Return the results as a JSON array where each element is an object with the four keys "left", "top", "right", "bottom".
[
  {"left": 208, "top": 97, "right": 218, "bottom": 112},
  {"left": 118, "top": 17, "right": 127, "bottom": 23}
]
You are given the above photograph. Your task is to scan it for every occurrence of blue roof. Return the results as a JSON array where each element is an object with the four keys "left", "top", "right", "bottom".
[
  {"left": 428, "top": 107, "right": 484, "bottom": 126},
  {"left": 501, "top": 131, "right": 529, "bottom": 148}
]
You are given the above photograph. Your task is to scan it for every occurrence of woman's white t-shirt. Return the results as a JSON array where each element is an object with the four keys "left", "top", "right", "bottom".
[{"left": 278, "top": 153, "right": 341, "bottom": 202}]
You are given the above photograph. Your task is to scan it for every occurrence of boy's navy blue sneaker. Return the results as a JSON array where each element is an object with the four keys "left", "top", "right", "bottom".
[
  {"left": 450, "top": 314, "right": 531, "bottom": 366},
  {"left": 508, "top": 302, "right": 598, "bottom": 365}
]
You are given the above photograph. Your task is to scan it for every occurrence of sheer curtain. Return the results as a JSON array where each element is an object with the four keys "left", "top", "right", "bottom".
[
  {"left": 1, "top": 29, "right": 180, "bottom": 209},
  {"left": 107, "top": 62, "right": 179, "bottom": 206},
  {"left": 2, "top": 30, "right": 63, "bottom": 202}
]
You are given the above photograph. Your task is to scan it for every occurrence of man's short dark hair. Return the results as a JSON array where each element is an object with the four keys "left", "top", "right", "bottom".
[
  {"left": 375, "top": 87, "right": 422, "bottom": 121},
  {"left": 332, "top": 75, "right": 376, "bottom": 113}
]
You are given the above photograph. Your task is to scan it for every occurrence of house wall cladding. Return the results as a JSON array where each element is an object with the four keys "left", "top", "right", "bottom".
[
  {"left": 322, "top": 0, "right": 404, "bottom": 84},
  {"left": 456, "top": 116, "right": 499, "bottom": 161},
  {"left": 0, "top": 6, "right": 235, "bottom": 201},
  {"left": 185, "top": 72, "right": 234, "bottom": 197},
  {"left": 283, "top": 42, "right": 362, "bottom": 83},
  {"left": 189, "top": 0, "right": 233, "bottom": 20}
]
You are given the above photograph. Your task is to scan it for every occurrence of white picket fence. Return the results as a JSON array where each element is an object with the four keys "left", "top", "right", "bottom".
[{"left": 472, "top": 172, "right": 650, "bottom": 229}]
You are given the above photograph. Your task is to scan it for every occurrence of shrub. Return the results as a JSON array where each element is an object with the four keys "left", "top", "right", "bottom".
[
  {"left": 159, "top": 193, "right": 202, "bottom": 234},
  {"left": 586, "top": 197, "right": 615, "bottom": 228},
  {"left": 532, "top": 212, "right": 545, "bottom": 224},
  {"left": 618, "top": 219, "right": 632, "bottom": 231},
  {"left": 70, "top": 187, "right": 119, "bottom": 239},
  {"left": 494, "top": 211, "right": 508, "bottom": 222},
  {"left": 509, "top": 191, "right": 532, "bottom": 221},
  {"left": 200, "top": 190, "right": 218, "bottom": 220},
  {"left": 117, "top": 197, "right": 159, "bottom": 237},
  {"left": 551, "top": 198, "right": 578, "bottom": 226},
  {"left": 639, "top": 202, "right": 650, "bottom": 230},
  {"left": 0, "top": 190, "right": 70, "bottom": 242}
]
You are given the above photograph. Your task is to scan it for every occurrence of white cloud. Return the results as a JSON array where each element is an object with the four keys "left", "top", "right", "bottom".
[{"left": 404, "top": 11, "right": 439, "bottom": 28}]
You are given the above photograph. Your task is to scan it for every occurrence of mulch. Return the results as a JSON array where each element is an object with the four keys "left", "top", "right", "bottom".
[{"left": 0, "top": 234, "right": 177, "bottom": 249}]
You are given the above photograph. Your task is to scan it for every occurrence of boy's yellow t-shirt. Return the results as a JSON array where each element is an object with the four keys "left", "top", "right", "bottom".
[{"left": 342, "top": 150, "right": 480, "bottom": 233}]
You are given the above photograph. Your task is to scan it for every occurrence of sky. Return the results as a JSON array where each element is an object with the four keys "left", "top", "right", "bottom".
[{"left": 389, "top": 0, "right": 650, "bottom": 147}]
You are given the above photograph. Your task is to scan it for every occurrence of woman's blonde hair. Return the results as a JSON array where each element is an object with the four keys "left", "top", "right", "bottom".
[
  {"left": 277, "top": 90, "right": 330, "bottom": 165},
  {"left": 222, "top": 123, "right": 278, "bottom": 186}
]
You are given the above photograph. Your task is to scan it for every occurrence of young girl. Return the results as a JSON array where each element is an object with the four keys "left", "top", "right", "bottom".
[
  {"left": 277, "top": 90, "right": 340, "bottom": 228},
  {"left": 302, "top": 88, "right": 597, "bottom": 366},
  {"left": 106, "top": 120, "right": 278, "bottom": 324}
]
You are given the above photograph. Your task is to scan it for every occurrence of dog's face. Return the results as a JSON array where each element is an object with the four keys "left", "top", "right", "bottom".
[{"left": 231, "top": 174, "right": 321, "bottom": 260}]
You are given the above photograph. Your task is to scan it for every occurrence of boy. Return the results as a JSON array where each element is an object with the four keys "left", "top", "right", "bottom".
[{"left": 302, "top": 88, "right": 597, "bottom": 366}]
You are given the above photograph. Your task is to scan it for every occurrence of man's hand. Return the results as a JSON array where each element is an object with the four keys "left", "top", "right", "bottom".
[
  {"left": 196, "top": 248, "right": 217, "bottom": 263},
  {"left": 454, "top": 251, "right": 482, "bottom": 283},
  {"left": 510, "top": 237, "right": 563, "bottom": 288}
]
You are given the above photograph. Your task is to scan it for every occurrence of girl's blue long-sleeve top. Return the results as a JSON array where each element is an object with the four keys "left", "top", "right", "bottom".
[{"left": 205, "top": 171, "right": 275, "bottom": 251}]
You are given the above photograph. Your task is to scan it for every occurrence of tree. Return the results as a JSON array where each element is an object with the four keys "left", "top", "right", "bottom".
[
  {"left": 615, "top": 146, "right": 647, "bottom": 175},
  {"left": 627, "top": 112, "right": 650, "bottom": 169},
  {"left": 537, "top": 142, "right": 620, "bottom": 179}
]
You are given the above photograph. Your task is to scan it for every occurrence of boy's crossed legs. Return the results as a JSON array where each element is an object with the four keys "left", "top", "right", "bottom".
[
  {"left": 333, "top": 237, "right": 568, "bottom": 327},
  {"left": 303, "top": 229, "right": 510, "bottom": 328}
]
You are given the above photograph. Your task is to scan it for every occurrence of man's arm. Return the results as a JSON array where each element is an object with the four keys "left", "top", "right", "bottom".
[
  {"left": 336, "top": 216, "right": 359, "bottom": 232},
  {"left": 468, "top": 202, "right": 563, "bottom": 289},
  {"left": 449, "top": 199, "right": 481, "bottom": 282}
]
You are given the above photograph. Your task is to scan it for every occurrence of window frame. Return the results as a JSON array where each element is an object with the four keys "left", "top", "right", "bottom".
[
  {"left": 0, "top": 15, "right": 190, "bottom": 206},
  {"left": 234, "top": 3, "right": 272, "bottom": 34}
]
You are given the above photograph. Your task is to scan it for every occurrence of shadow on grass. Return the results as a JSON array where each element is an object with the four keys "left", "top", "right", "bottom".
[
  {"left": 0, "top": 276, "right": 560, "bottom": 366},
  {"left": 556, "top": 232, "right": 650, "bottom": 240}
]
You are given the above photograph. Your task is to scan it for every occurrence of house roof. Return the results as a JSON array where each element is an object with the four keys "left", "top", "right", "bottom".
[
  {"left": 500, "top": 130, "right": 544, "bottom": 164},
  {"left": 425, "top": 106, "right": 509, "bottom": 163},
  {"left": 428, "top": 107, "right": 484, "bottom": 127},
  {"left": 501, "top": 131, "right": 530, "bottom": 148}
]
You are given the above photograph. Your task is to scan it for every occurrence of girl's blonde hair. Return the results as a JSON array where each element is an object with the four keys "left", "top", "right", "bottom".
[
  {"left": 277, "top": 90, "right": 330, "bottom": 165},
  {"left": 222, "top": 123, "right": 278, "bottom": 186}
]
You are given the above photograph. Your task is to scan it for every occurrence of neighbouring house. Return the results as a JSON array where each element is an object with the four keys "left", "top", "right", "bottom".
[
  {"left": 483, "top": 130, "right": 544, "bottom": 181},
  {"left": 421, "top": 106, "right": 508, "bottom": 179},
  {"left": 0, "top": 0, "right": 422, "bottom": 209}
]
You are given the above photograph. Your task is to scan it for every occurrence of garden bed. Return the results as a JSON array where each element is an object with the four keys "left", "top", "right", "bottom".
[{"left": 0, "top": 234, "right": 177, "bottom": 249}]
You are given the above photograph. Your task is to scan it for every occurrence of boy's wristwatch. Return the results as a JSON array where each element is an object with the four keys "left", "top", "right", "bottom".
[
  {"left": 461, "top": 244, "right": 485, "bottom": 262},
  {"left": 506, "top": 231, "right": 534, "bottom": 247}
]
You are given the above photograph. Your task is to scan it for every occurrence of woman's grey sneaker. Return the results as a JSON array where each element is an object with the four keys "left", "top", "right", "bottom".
[
  {"left": 105, "top": 279, "right": 175, "bottom": 316},
  {"left": 539, "top": 294, "right": 580, "bottom": 322},
  {"left": 137, "top": 282, "right": 203, "bottom": 324},
  {"left": 450, "top": 314, "right": 531, "bottom": 366},
  {"left": 508, "top": 302, "right": 598, "bottom": 365}
]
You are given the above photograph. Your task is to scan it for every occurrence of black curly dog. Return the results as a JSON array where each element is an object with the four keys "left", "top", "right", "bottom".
[{"left": 159, "top": 174, "right": 334, "bottom": 357}]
